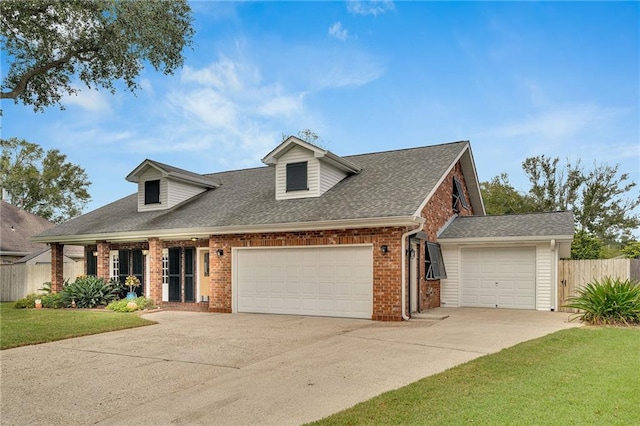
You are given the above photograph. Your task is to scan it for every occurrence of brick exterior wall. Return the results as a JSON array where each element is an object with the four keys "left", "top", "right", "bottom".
[
  {"left": 148, "top": 238, "right": 163, "bottom": 303},
  {"left": 96, "top": 241, "right": 111, "bottom": 281},
  {"left": 209, "top": 227, "right": 408, "bottom": 320},
  {"left": 416, "top": 162, "right": 474, "bottom": 311},
  {"left": 50, "top": 243, "right": 65, "bottom": 292}
]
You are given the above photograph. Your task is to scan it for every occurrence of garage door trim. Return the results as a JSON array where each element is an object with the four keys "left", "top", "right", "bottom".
[
  {"left": 232, "top": 244, "right": 374, "bottom": 318},
  {"left": 460, "top": 245, "right": 537, "bottom": 310}
]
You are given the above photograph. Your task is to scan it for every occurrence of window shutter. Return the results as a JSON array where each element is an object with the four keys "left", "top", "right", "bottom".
[
  {"left": 452, "top": 176, "right": 469, "bottom": 212},
  {"left": 425, "top": 242, "right": 447, "bottom": 280}
]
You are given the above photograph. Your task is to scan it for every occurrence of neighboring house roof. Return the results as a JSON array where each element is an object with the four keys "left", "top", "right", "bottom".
[
  {"left": 16, "top": 245, "right": 83, "bottom": 264},
  {"left": 438, "top": 211, "right": 575, "bottom": 241},
  {"left": 0, "top": 200, "right": 54, "bottom": 256},
  {"left": 34, "top": 141, "right": 482, "bottom": 243}
]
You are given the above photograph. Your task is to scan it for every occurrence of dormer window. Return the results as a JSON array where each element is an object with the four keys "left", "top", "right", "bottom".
[
  {"left": 145, "top": 180, "right": 160, "bottom": 204},
  {"left": 452, "top": 176, "right": 469, "bottom": 212},
  {"left": 286, "top": 162, "right": 308, "bottom": 192}
]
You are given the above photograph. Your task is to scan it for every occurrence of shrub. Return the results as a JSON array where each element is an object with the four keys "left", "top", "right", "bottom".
[
  {"left": 14, "top": 293, "right": 40, "bottom": 309},
  {"left": 61, "top": 276, "right": 120, "bottom": 308},
  {"left": 106, "top": 297, "right": 156, "bottom": 312},
  {"left": 41, "top": 293, "right": 64, "bottom": 309},
  {"left": 564, "top": 277, "right": 640, "bottom": 325}
]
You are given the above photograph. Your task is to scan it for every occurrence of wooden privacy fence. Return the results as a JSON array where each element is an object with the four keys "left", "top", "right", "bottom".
[
  {"left": 0, "top": 263, "right": 84, "bottom": 302},
  {"left": 557, "top": 259, "right": 640, "bottom": 312}
]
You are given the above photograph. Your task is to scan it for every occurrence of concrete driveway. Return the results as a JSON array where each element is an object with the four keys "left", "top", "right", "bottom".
[{"left": 1, "top": 308, "right": 579, "bottom": 425}]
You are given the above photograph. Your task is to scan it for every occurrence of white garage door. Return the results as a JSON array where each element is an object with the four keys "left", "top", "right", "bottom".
[
  {"left": 234, "top": 246, "right": 373, "bottom": 319},
  {"left": 461, "top": 247, "right": 536, "bottom": 309}
]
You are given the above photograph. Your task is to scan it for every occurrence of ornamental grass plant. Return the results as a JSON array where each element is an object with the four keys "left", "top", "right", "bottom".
[
  {"left": 60, "top": 276, "right": 121, "bottom": 308},
  {"left": 563, "top": 277, "right": 640, "bottom": 325}
]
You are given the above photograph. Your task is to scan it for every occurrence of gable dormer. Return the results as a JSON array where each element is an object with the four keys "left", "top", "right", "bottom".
[
  {"left": 262, "top": 136, "right": 361, "bottom": 200},
  {"left": 126, "top": 160, "right": 220, "bottom": 212}
]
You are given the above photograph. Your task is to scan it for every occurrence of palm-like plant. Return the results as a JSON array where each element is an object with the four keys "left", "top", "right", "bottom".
[{"left": 563, "top": 277, "right": 640, "bottom": 325}]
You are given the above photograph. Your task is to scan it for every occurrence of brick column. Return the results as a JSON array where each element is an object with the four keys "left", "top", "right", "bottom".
[
  {"left": 209, "top": 237, "right": 232, "bottom": 313},
  {"left": 50, "top": 243, "right": 65, "bottom": 293},
  {"left": 96, "top": 241, "right": 111, "bottom": 281},
  {"left": 148, "top": 238, "right": 163, "bottom": 304}
]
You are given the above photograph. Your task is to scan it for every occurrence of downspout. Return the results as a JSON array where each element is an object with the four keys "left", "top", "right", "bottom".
[{"left": 401, "top": 223, "right": 424, "bottom": 321}]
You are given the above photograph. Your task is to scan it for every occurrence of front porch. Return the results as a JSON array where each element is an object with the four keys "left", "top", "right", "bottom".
[{"left": 49, "top": 237, "right": 214, "bottom": 310}]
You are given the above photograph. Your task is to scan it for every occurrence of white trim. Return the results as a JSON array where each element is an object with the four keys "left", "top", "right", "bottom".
[
  {"left": 551, "top": 239, "right": 558, "bottom": 311},
  {"left": 145, "top": 251, "right": 150, "bottom": 298},
  {"left": 439, "top": 235, "right": 573, "bottom": 244},
  {"left": 161, "top": 248, "right": 169, "bottom": 302},
  {"left": 196, "top": 247, "right": 209, "bottom": 303},
  {"left": 33, "top": 216, "right": 425, "bottom": 245},
  {"left": 401, "top": 225, "right": 423, "bottom": 320},
  {"left": 262, "top": 136, "right": 360, "bottom": 173},
  {"left": 459, "top": 144, "right": 486, "bottom": 216},
  {"left": 109, "top": 250, "right": 119, "bottom": 280},
  {"left": 412, "top": 145, "right": 468, "bottom": 217}
]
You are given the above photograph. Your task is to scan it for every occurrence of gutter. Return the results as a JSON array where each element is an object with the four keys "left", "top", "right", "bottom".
[
  {"left": 31, "top": 215, "right": 425, "bottom": 245},
  {"left": 401, "top": 223, "right": 424, "bottom": 321},
  {"left": 437, "top": 235, "right": 574, "bottom": 244}
]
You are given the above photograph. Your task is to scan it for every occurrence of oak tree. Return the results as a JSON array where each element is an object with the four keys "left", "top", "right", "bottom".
[
  {"left": 1, "top": 0, "right": 193, "bottom": 111},
  {"left": 0, "top": 138, "right": 91, "bottom": 223},
  {"left": 479, "top": 173, "right": 538, "bottom": 215}
]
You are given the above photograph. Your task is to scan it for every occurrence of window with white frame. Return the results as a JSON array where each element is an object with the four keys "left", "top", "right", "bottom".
[
  {"left": 110, "top": 251, "right": 119, "bottom": 280},
  {"left": 286, "top": 161, "right": 308, "bottom": 191},
  {"left": 145, "top": 179, "right": 161, "bottom": 204},
  {"left": 162, "top": 249, "right": 169, "bottom": 287}
]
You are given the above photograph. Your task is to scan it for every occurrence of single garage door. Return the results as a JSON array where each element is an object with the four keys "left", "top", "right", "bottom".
[
  {"left": 234, "top": 245, "right": 373, "bottom": 319},
  {"left": 461, "top": 247, "right": 536, "bottom": 309}
]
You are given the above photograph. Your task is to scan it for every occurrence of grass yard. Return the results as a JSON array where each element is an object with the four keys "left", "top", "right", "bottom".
[
  {"left": 0, "top": 302, "right": 155, "bottom": 350},
  {"left": 311, "top": 327, "right": 640, "bottom": 426}
]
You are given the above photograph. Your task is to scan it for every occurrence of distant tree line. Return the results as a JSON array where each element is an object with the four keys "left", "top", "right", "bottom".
[{"left": 481, "top": 155, "right": 640, "bottom": 259}]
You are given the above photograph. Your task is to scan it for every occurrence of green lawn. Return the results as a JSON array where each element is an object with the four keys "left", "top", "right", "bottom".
[
  {"left": 0, "top": 302, "right": 155, "bottom": 350},
  {"left": 311, "top": 327, "right": 640, "bottom": 426}
]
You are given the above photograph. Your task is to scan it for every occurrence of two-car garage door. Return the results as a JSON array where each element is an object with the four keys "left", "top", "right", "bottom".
[
  {"left": 461, "top": 247, "right": 536, "bottom": 309},
  {"left": 234, "top": 246, "right": 373, "bottom": 319}
]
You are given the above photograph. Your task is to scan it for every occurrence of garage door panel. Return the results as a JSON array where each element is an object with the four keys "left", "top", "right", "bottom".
[
  {"left": 461, "top": 247, "right": 536, "bottom": 309},
  {"left": 236, "top": 246, "right": 373, "bottom": 319}
]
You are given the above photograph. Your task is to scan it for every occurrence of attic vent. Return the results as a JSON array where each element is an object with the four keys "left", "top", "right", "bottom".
[{"left": 452, "top": 176, "right": 469, "bottom": 212}]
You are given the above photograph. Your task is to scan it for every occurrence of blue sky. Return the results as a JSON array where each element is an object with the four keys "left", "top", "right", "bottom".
[{"left": 2, "top": 1, "right": 639, "bottom": 215}]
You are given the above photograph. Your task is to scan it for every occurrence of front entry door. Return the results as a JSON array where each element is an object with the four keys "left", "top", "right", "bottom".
[{"left": 168, "top": 247, "right": 196, "bottom": 302}]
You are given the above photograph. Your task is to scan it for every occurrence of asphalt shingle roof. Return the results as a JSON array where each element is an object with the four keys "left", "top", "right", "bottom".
[
  {"left": 1, "top": 200, "right": 54, "bottom": 253},
  {"left": 36, "top": 141, "right": 469, "bottom": 239},
  {"left": 438, "top": 211, "right": 574, "bottom": 239}
]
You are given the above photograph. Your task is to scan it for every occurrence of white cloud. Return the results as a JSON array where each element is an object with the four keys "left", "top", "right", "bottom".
[
  {"left": 61, "top": 87, "right": 111, "bottom": 113},
  {"left": 256, "top": 93, "right": 305, "bottom": 117},
  {"left": 181, "top": 58, "right": 247, "bottom": 92},
  {"left": 347, "top": 0, "right": 395, "bottom": 16},
  {"left": 492, "top": 104, "right": 623, "bottom": 141},
  {"left": 315, "top": 55, "right": 385, "bottom": 89},
  {"left": 328, "top": 22, "right": 348, "bottom": 40}
]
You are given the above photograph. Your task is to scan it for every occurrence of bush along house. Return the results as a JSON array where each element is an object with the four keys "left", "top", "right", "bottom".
[{"left": 33, "top": 138, "right": 573, "bottom": 320}]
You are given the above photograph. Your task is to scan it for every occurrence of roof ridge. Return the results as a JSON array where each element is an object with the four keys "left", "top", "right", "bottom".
[
  {"left": 458, "top": 211, "right": 573, "bottom": 219},
  {"left": 343, "top": 140, "right": 469, "bottom": 159}
]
